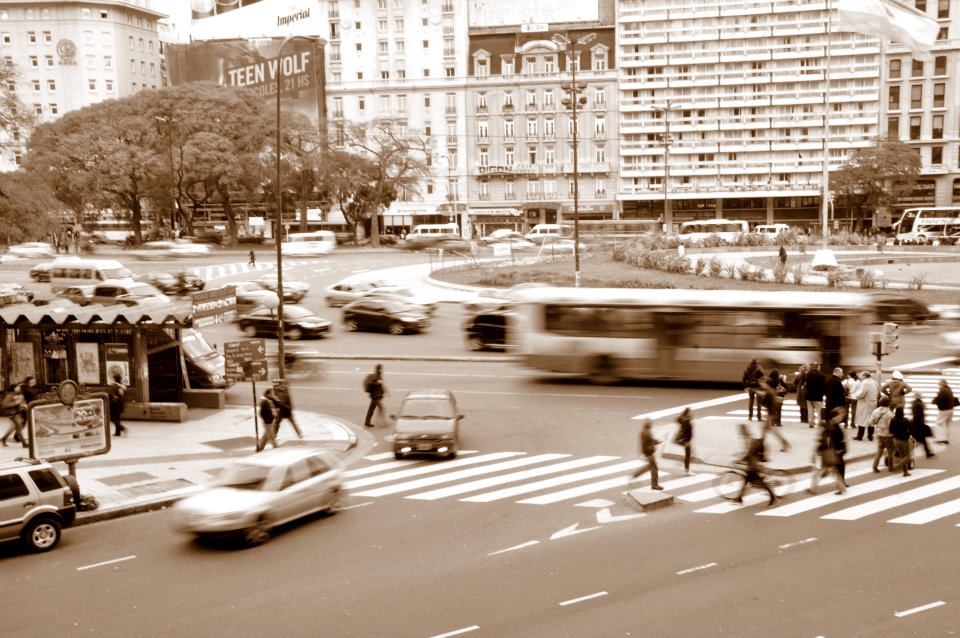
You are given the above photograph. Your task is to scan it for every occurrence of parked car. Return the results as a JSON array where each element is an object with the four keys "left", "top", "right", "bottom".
[
  {"left": 7, "top": 242, "right": 56, "bottom": 259},
  {"left": 392, "top": 389, "right": 464, "bottom": 459},
  {"left": 342, "top": 298, "right": 430, "bottom": 335},
  {"left": 138, "top": 271, "right": 205, "bottom": 294},
  {"left": 230, "top": 281, "right": 280, "bottom": 315},
  {"left": 324, "top": 280, "right": 378, "bottom": 307},
  {"left": 252, "top": 274, "right": 309, "bottom": 303},
  {"left": 238, "top": 305, "right": 332, "bottom": 340},
  {"left": 55, "top": 284, "right": 97, "bottom": 305},
  {"left": 464, "top": 308, "right": 513, "bottom": 351},
  {"left": 29, "top": 262, "right": 53, "bottom": 282},
  {"left": 0, "top": 283, "right": 34, "bottom": 305},
  {"left": 0, "top": 459, "right": 76, "bottom": 552},
  {"left": 174, "top": 447, "right": 343, "bottom": 546}
]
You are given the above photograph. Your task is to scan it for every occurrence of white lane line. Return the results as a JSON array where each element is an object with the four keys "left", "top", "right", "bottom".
[
  {"left": 758, "top": 469, "right": 944, "bottom": 517},
  {"left": 778, "top": 537, "right": 818, "bottom": 550},
  {"left": 336, "top": 502, "right": 374, "bottom": 511},
  {"left": 76, "top": 555, "right": 137, "bottom": 572},
  {"left": 462, "top": 460, "right": 643, "bottom": 503},
  {"left": 559, "top": 591, "right": 608, "bottom": 607},
  {"left": 352, "top": 454, "right": 569, "bottom": 498},
  {"left": 487, "top": 540, "right": 539, "bottom": 556},
  {"left": 349, "top": 452, "right": 480, "bottom": 476},
  {"left": 899, "top": 357, "right": 957, "bottom": 370},
  {"left": 676, "top": 562, "right": 718, "bottom": 576},
  {"left": 894, "top": 601, "right": 946, "bottom": 618},
  {"left": 343, "top": 452, "right": 523, "bottom": 490},
  {"left": 430, "top": 625, "right": 481, "bottom": 638},
  {"left": 407, "top": 456, "right": 618, "bottom": 501},
  {"left": 889, "top": 497, "right": 960, "bottom": 525},
  {"left": 634, "top": 393, "right": 747, "bottom": 421},
  {"left": 822, "top": 475, "right": 960, "bottom": 521},
  {"left": 518, "top": 472, "right": 657, "bottom": 505}
]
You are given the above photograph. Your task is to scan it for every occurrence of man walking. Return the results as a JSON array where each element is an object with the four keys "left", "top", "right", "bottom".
[
  {"left": 272, "top": 380, "right": 303, "bottom": 439},
  {"left": 869, "top": 397, "right": 895, "bottom": 472},
  {"left": 363, "top": 364, "right": 387, "bottom": 428},
  {"left": 853, "top": 371, "right": 879, "bottom": 441},
  {"left": 804, "top": 362, "right": 826, "bottom": 428},
  {"left": 742, "top": 358, "right": 765, "bottom": 421},
  {"left": 630, "top": 419, "right": 663, "bottom": 490},
  {"left": 842, "top": 370, "right": 861, "bottom": 429},
  {"left": 933, "top": 379, "right": 956, "bottom": 444},
  {"left": 824, "top": 367, "right": 847, "bottom": 426},
  {"left": 108, "top": 371, "right": 127, "bottom": 437},
  {"left": 256, "top": 387, "right": 279, "bottom": 452}
]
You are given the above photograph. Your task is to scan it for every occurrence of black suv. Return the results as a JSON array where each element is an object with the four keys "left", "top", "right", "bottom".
[
  {"left": 464, "top": 308, "right": 513, "bottom": 351},
  {"left": 0, "top": 459, "right": 76, "bottom": 552}
]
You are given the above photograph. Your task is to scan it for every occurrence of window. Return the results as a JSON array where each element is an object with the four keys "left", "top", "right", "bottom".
[
  {"left": 49, "top": 103, "right": 57, "bottom": 115},
  {"left": 358, "top": 96, "right": 365, "bottom": 110},
  {"left": 445, "top": 66, "right": 454, "bottom": 77},
  {"left": 423, "top": 68, "right": 430, "bottom": 77},
  {"left": 595, "top": 145, "right": 606, "bottom": 163},
  {"left": 28, "top": 31, "right": 37, "bottom": 44},
  {"left": 477, "top": 92, "right": 486, "bottom": 110},
  {"left": 544, "top": 146, "right": 555, "bottom": 165},
  {"left": 378, "top": 40, "right": 388, "bottom": 55},
  {"left": 595, "top": 116, "right": 605, "bottom": 135},
  {"left": 0, "top": 473, "right": 29, "bottom": 500},
  {"left": 397, "top": 94, "right": 406, "bottom": 113},
  {"left": 380, "top": 70, "right": 389, "bottom": 80},
  {"left": 888, "top": 85, "right": 900, "bottom": 110},
  {"left": 543, "top": 89, "right": 554, "bottom": 108},
  {"left": 1, "top": 33, "right": 9, "bottom": 44},
  {"left": 592, "top": 49, "right": 608, "bottom": 71},
  {"left": 88, "top": 79, "right": 96, "bottom": 90},
  {"left": 333, "top": 97, "right": 343, "bottom": 118},
  {"left": 379, "top": 95, "right": 390, "bottom": 112},
  {"left": 356, "top": 42, "right": 362, "bottom": 52},
  {"left": 128, "top": 35, "right": 134, "bottom": 49},
  {"left": 526, "top": 118, "right": 537, "bottom": 137},
  {"left": 45, "top": 54, "right": 53, "bottom": 67},
  {"left": 478, "top": 148, "right": 489, "bottom": 166},
  {"left": 504, "top": 147, "right": 515, "bottom": 165},
  {"left": 938, "top": 0, "right": 949, "bottom": 18},
  {"left": 475, "top": 58, "right": 488, "bottom": 77},
  {"left": 524, "top": 56, "right": 536, "bottom": 75},
  {"left": 544, "top": 56, "right": 556, "bottom": 74},
  {"left": 526, "top": 89, "right": 536, "bottom": 108},
  {"left": 504, "top": 119, "right": 514, "bottom": 138},
  {"left": 357, "top": 72, "right": 363, "bottom": 80},
  {"left": 105, "top": 79, "right": 113, "bottom": 91},
  {"left": 909, "top": 115, "right": 921, "bottom": 139},
  {"left": 396, "top": 69, "right": 405, "bottom": 79},
  {"left": 887, "top": 116, "right": 899, "bottom": 138},
  {"left": 528, "top": 145, "right": 538, "bottom": 164},
  {"left": 46, "top": 79, "right": 55, "bottom": 91},
  {"left": 504, "top": 180, "right": 514, "bottom": 198},
  {"left": 395, "top": 17, "right": 404, "bottom": 29},
  {"left": 911, "top": 85, "right": 922, "bottom": 109},
  {"left": 477, "top": 121, "right": 488, "bottom": 139},
  {"left": 932, "top": 114, "right": 943, "bottom": 139},
  {"left": 378, "top": 18, "right": 387, "bottom": 32},
  {"left": 911, "top": 59, "right": 924, "bottom": 76},
  {"left": 102, "top": 31, "right": 111, "bottom": 45},
  {"left": 502, "top": 57, "right": 514, "bottom": 76},
  {"left": 31, "top": 79, "right": 39, "bottom": 92},
  {"left": 934, "top": 55, "right": 947, "bottom": 75},
  {"left": 422, "top": 39, "right": 429, "bottom": 49},
  {"left": 889, "top": 59, "right": 901, "bottom": 79},
  {"left": 424, "top": 95, "right": 431, "bottom": 108},
  {"left": 931, "top": 146, "right": 943, "bottom": 164},
  {"left": 594, "top": 87, "right": 605, "bottom": 106},
  {"left": 104, "top": 55, "right": 112, "bottom": 69},
  {"left": 544, "top": 117, "right": 554, "bottom": 137},
  {"left": 933, "top": 83, "right": 945, "bottom": 108},
  {"left": 33, "top": 103, "right": 42, "bottom": 115},
  {"left": 330, "top": 22, "right": 339, "bottom": 39}
]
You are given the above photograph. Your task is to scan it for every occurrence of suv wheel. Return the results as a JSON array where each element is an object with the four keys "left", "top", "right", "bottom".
[{"left": 22, "top": 516, "right": 61, "bottom": 552}]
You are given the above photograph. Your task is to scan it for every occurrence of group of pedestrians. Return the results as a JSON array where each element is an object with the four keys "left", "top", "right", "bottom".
[
  {"left": 255, "top": 380, "right": 301, "bottom": 452},
  {"left": 0, "top": 376, "right": 40, "bottom": 447}
]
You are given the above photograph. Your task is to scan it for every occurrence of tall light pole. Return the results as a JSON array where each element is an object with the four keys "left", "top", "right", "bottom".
[
  {"left": 274, "top": 34, "right": 322, "bottom": 379},
  {"left": 154, "top": 115, "right": 179, "bottom": 236},
  {"left": 553, "top": 32, "right": 595, "bottom": 289},
  {"left": 652, "top": 101, "right": 676, "bottom": 231}
]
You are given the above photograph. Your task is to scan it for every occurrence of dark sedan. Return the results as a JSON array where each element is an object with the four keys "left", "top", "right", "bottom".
[
  {"left": 463, "top": 308, "right": 513, "bottom": 351},
  {"left": 238, "top": 305, "right": 332, "bottom": 340},
  {"left": 342, "top": 299, "right": 430, "bottom": 335},
  {"left": 138, "top": 271, "right": 205, "bottom": 294}
]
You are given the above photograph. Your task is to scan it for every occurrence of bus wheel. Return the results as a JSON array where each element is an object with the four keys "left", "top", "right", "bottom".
[{"left": 590, "top": 355, "right": 618, "bottom": 385}]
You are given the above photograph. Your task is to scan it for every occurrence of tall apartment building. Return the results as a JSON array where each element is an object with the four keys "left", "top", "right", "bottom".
[
  {"left": 615, "top": 0, "right": 959, "bottom": 230},
  {"left": 0, "top": 0, "right": 165, "bottom": 171}
]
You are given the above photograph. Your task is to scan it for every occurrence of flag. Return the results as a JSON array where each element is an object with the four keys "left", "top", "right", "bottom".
[{"left": 835, "top": 0, "right": 939, "bottom": 61}]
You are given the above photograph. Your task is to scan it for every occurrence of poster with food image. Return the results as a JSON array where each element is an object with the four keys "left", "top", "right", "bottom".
[
  {"left": 104, "top": 343, "right": 130, "bottom": 386},
  {"left": 29, "top": 396, "right": 110, "bottom": 461},
  {"left": 11, "top": 342, "right": 34, "bottom": 385},
  {"left": 76, "top": 343, "right": 100, "bottom": 385}
]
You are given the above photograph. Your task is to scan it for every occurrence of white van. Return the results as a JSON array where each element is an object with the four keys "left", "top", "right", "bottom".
[
  {"left": 753, "top": 223, "right": 791, "bottom": 237},
  {"left": 404, "top": 223, "right": 460, "bottom": 248},
  {"left": 524, "top": 224, "right": 563, "bottom": 244},
  {"left": 49, "top": 257, "right": 134, "bottom": 293},
  {"left": 676, "top": 219, "right": 750, "bottom": 245},
  {"left": 281, "top": 230, "right": 337, "bottom": 256}
]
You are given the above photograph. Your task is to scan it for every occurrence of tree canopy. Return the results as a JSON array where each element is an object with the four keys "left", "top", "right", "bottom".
[{"left": 831, "top": 138, "right": 922, "bottom": 230}]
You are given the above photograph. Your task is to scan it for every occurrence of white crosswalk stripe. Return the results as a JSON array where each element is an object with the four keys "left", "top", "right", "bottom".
[{"left": 342, "top": 450, "right": 960, "bottom": 525}]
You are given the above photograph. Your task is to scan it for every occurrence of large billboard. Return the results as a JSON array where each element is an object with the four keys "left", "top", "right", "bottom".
[{"left": 469, "top": 0, "right": 599, "bottom": 28}]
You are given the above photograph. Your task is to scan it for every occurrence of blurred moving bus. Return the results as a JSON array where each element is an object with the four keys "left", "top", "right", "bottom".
[
  {"left": 893, "top": 207, "right": 960, "bottom": 245},
  {"left": 509, "top": 287, "right": 874, "bottom": 384},
  {"left": 676, "top": 219, "right": 749, "bottom": 245},
  {"left": 560, "top": 219, "right": 660, "bottom": 243},
  {"left": 280, "top": 230, "right": 337, "bottom": 256}
]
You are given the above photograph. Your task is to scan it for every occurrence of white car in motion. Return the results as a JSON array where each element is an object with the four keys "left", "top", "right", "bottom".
[{"left": 7, "top": 242, "right": 56, "bottom": 259}]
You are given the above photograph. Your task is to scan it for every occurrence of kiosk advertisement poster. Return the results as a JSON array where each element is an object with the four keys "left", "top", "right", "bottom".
[
  {"left": 105, "top": 344, "right": 130, "bottom": 385},
  {"left": 11, "top": 341, "right": 34, "bottom": 385},
  {"left": 29, "top": 395, "right": 110, "bottom": 462},
  {"left": 76, "top": 343, "right": 101, "bottom": 385}
]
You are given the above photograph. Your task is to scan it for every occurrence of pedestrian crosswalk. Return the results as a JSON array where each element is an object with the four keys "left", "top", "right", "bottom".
[
  {"left": 189, "top": 258, "right": 331, "bottom": 283},
  {"left": 344, "top": 450, "right": 960, "bottom": 527}
]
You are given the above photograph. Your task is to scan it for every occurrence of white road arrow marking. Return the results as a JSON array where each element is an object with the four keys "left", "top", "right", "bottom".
[
  {"left": 550, "top": 523, "right": 600, "bottom": 540},
  {"left": 595, "top": 507, "right": 646, "bottom": 524}
]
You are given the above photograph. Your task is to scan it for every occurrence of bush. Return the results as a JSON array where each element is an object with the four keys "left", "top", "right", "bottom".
[
  {"left": 790, "top": 264, "right": 805, "bottom": 285},
  {"left": 772, "top": 263, "right": 788, "bottom": 284},
  {"left": 857, "top": 268, "right": 877, "bottom": 289},
  {"left": 826, "top": 271, "right": 847, "bottom": 288},
  {"left": 694, "top": 257, "right": 707, "bottom": 276},
  {"left": 708, "top": 257, "right": 724, "bottom": 278},
  {"left": 910, "top": 274, "right": 927, "bottom": 290}
]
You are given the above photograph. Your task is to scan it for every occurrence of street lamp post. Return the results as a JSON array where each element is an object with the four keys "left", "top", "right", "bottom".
[
  {"left": 274, "top": 34, "right": 321, "bottom": 380},
  {"left": 553, "top": 32, "right": 596, "bottom": 289},
  {"left": 154, "top": 115, "right": 179, "bottom": 235},
  {"left": 652, "top": 102, "right": 676, "bottom": 231}
]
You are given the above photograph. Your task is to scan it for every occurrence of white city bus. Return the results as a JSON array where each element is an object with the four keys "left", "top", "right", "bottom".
[
  {"left": 560, "top": 219, "right": 660, "bottom": 243},
  {"left": 280, "top": 230, "right": 337, "bottom": 256},
  {"left": 893, "top": 207, "right": 960, "bottom": 245},
  {"left": 675, "top": 219, "right": 750, "bottom": 245},
  {"left": 509, "top": 287, "right": 875, "bottom": 384}
]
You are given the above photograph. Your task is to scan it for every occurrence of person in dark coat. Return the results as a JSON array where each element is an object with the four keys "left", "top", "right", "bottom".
[
  {"left": 911, "top": 392, "right": 934, "bottom": 459},
  {"left": 742, "top": 358, "right": 765, "bottom": 421},
  {"left": 889, "top": 407, "right": 913, "bottom": 476},
  {"left": 933, "top": 379, "right": 956, "bottom": 444},
  {"left": 107, "top": 371, "right": 127, "bottom": 437},
  {"left": 674, "top": 407, "right": 694, "bottom": 474},
  {"left": 794, "top": 363, "right": 809, "bottom": 424},
  {"left": 271, "top": 380, "right": 303, "bottom": 439},
  {"left": 363, "top": 364, "right": 387, "bottom": 428},
  {"left": 804, "top": 362, "right": 826, "bottom": 428},
  {"left": 256, "top": 388, "right": 278, "bottom": 452},
  {"left": 824, "top": 367, "right": 848, "bottom": 425},
  {"left": 631, "top": 419, "right": 663, "bottom": 490}
]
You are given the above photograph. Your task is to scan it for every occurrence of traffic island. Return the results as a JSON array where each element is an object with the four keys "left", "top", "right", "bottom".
[{"left": 625, "top": 488, "right": 675, "bottom": 511}]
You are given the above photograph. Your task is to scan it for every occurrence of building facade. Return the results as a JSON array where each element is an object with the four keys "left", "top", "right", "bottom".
[{"left": 0, "top": 0, "right": 165, "bottom": 171}]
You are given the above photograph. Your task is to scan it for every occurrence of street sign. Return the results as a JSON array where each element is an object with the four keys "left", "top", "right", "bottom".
[{"left": 224, "top": 339, "right": 268, "bottom": 382}]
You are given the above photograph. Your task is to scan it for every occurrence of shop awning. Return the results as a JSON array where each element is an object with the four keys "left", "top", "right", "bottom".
[
  {"left": 0, "top": 303, "right": 194, "bottom": 327},
  {"left": 521, "top": 201, "right": 562, "bottom": 211}
]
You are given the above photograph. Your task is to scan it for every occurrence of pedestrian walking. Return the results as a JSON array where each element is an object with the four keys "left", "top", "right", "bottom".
[
  {"left": 630, "top": 419, "right": 663, "bottom": 490},
  {"left": 853, "top": 371, "right": 879, "bottom": 441},
  {"left": 0, "top": 386, "right": 27, "bottom": 447},
  {"left": 889, "top": 407, "right": 914, "bottom": 476},
  {"left": 248, "top": 249, "right": 256, "bottom": 266},
  {"left": 824, "top": 367, "right": 847, "bottom": 426},
  {"left": 911, "top": 392, "right": 934, "bottom": 459},
  {"left": 363, "top": 364, "right": 387, "bottom": 428},
  {"left": 759, "top": 370, "right": 790, "bottom": 453},
  {"left": 733, "top": 423, "right": 777, "bottom": 506},
  {"left": 794, "top": 363, "right": 809, "bottom": 424},
  {"left": 933, "top": 379, "right": 956, "bottom": 444},
  {"left": 673, "top": 407, "right": 694, "bottom": 474},
  {"left": 842, "top": 370, "right": 861, "bottom": 429},
  {"left": 778, "top": 245, "right": 788, "bottom": 266},
  {"left": 256, "top": 388, "right": 279, "bottom": 452},
  {"left": 21, "top": 375, "right": 40, "bottom": 405},
  {"left": 881, "top": 370, "right": 912, "bottom": 410},
  {"left": 869, "top": 397, "right": 895, "bottom": 472},
  {"left": 806, "top": 414, "right": 847, "bottom": 495},
  {"left": 271, "top": 380, "right": 303, "bottom": 439},
  {"left": 804, "top": 362, "right": 826, "bottom": 428},
  {"left": 107, "top": 371, "right": 127, "bottom": 437},
  {"left": 742, "top": 358, "right": 765, "bottom": 421}
]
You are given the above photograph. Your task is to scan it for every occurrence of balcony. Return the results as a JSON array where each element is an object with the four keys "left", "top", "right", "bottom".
[
  {"left": 478, "top": 192, "right": 490, "bottom": 200},
  {"left": 444, "top": 48, "right": 455, "bottom": 57},
  {"left": 503, "top": 102, "right": 515, "bottom": 111},
  {"left": 524, "top": 102, "right": 538, "bottom": 112},
  {"left": 477, "top": 104, "right": 488, "bottom": 114},
  {"left": 442, "top": 2, "right": 454, "bottom": 12},
  {"left": 445, "top": 106, "right": 457, "bottom": 114}
]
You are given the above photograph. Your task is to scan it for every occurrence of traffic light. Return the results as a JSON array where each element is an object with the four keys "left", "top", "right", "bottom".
[{"left": 882, "top": 321, "right": 899, "bottom": 354}]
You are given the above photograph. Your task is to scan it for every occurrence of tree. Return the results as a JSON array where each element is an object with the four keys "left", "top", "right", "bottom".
[
  {"left": 277, "top": 111, "right": 324, "bottom": 233},
  {"left": 341, "top": 119, "right": 435, "bottom": 247},
  {"left": 831, "top": 138, "right": 922, "bottom": 231},
  {"left": 0, "top": 171, "right": 62, "bottom": 245},
  {"left": 0, "top": 63, "right": 35, "bottom": 153}
]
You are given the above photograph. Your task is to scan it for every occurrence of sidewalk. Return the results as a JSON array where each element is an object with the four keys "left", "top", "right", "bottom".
[{"left": 0, "top": 407, "right": 366, "bottom": 525}]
